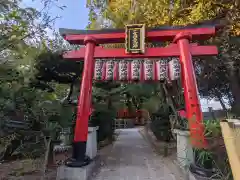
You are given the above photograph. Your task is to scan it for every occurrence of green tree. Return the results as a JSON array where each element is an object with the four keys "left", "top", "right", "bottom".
[
  {"left": 0, "top": 0, "right": 71, "bottom": 164},
  {"left": 86, "top": 0, "right": 240, "bottom": 115}
]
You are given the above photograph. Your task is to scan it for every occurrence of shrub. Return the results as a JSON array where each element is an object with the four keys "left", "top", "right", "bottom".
[
  {"left": 90, "top": 105, "right": 116, "bottom": 142},
  {"left": 193, "top": 120, "right": 233, "bottom": 179},
  {"left": 150, "top": 111, "right": 172, "bottom": 142}
]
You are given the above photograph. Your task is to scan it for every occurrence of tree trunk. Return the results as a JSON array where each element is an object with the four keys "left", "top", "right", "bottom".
[
  {"left": 66, "top": 78, "right": 77, "bottom": 102},
  {"left": 216, "top": 93, "right": 227, "bottom": 111},
  {"left": 229, "top": 73, "right": 240, "bottom": 116},
  {"left": 162, "top": 84, "right": 177, "bottom": 116},
  {"left": 107, "top": 96, "right": 112, "bottom": 109},
  {"left": 42, "top": 138, "right": 52, "bottom": 180},
  {"left": 226, "top": 91, "right": 234, "bottom": 107}
]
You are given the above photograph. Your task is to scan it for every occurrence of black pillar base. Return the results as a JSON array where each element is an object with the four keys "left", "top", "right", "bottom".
[{"left": 65, "top": 141, "right": 91, "bottom": 167}]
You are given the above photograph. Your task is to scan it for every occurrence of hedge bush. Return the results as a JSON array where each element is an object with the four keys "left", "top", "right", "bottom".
[
  {"left": 150, "top": 111, "right": 173, "bottom": 142},
  {"left": 90, "top": 105, "right": 116, "bottom": 142}
]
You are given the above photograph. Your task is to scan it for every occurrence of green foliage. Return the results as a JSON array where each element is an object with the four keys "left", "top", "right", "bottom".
[
  {"left": 86, "top": 0, "right": 240, "bottom": 116},
  {"left": 58, "top": 104, "right": 75, "bottom": 128},
  {"left": 175, "top": 117, "right": 189, "bottom": 131},
  {"left": 90, "top": 103, "right": 116, "bottom": 142},
  {"left": 194, "top": 148, "right": 213, "bottom": 169},
  {"left": 193, "top": 120, "right": 232, "bottom": 179},
  {"left": 0, "top": 0, "right": 61, "bottom": 56},
  {"left": 150, "top": 107, "right": 173, "bottom": 142},
  {"left": 204, "top": 120, "right": 221, "bottom": 137},
  {"left": 34, "top": 50, "right": 83, "bottom": 85},
  {"left": 123, "top": 84, "right": 157, "bottom": 110},
  {"left": 87, "top": 0, "right": 239, "bottom": 34},
  {"left": 142, "top": 97, "right": 162, "bottom": 114},
  {"left": 0, "top": 0, "right": 72, "bottom": 163}
]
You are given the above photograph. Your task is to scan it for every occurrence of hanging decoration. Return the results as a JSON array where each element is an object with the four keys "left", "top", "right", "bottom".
[
  {"left": 93, "top": 59, "right": 181, "bottom": 82},
  {"left": 94, "top": 60, "right": 103, "bottom": 81},
  {"left": 144, "top": 59, "right": 153, "bottom": 81},
  {"left": 119, "top": 60, "right": 128, "bottom": 81},
  {"left": 156, "top": 59, "right": 168, "bottom": 81},
  {"left": 131, "top": 59, "right": 141, "bottom": 81},
  {"left": 168, "top": 58, "right": 181, "bottom": 81},
  {"left": 105, "top": 60, "right": 114, "bottom": 80}
]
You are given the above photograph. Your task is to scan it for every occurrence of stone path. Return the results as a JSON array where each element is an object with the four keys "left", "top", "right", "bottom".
[{"left": 93, "top": 128, "right": 180, "bottom": 180}]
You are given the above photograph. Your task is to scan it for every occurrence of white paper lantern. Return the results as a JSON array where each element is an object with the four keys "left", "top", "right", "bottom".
[
  {"left": 168, "top": 58, "right": 181, "bottom": 80},
  {"left": 119, "top": 60, "right": 128, "bottom": 81},
  {"left": 94, "top": 60, "right": 103, "bottom": 81},
  {"left": 131, "top": 60, "right": 141, "bottom": 81},
  {"left": 156, "top": 59, "right": 168, "bottom": 81},
  {"left": 144, "top": 59, "right": 153, "bottom": 81},
  {"left": 105, "top": 60, "right": 114, "bottom": 80}
]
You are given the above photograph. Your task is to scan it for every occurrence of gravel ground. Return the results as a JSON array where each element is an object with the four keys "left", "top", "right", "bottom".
[{"left": 92, "top": 128, "right": 181, "bottom": 180}]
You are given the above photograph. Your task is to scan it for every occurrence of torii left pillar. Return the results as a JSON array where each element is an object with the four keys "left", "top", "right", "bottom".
[{"left": 65, "top": 36, "right": 96, "bottom": 167}]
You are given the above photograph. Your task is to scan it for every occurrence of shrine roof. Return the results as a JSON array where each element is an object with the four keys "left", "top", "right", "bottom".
[
  {"left": 59, "top": 24, "right": 215, "bottom": 36},
  {"left": 59, "top": 22, "right": 222, "bottom": 45}
]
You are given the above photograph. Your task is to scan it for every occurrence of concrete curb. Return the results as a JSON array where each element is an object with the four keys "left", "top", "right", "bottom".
[
  {"left": 56, "top": 134, "right": 119, "bottom": 180},
  {"left": 56, "top": 156, "right": 101, "bottom": 180}
]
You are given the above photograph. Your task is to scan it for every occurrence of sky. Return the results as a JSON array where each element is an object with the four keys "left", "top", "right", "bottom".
[
  {"left": 21, "top": 0, "right": 224, "bottom": 112},
  {"left": 21, "top": 0, "right": 89, "bottom": 30}
]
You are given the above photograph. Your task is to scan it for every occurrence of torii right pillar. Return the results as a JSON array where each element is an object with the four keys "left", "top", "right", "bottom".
[{"left": 174, "top": 32, "right": 207, "bottom": 148}]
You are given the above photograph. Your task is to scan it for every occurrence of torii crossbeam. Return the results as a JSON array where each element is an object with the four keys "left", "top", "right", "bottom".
[{"left": 60, "top": 25, "right": 218, "bottom": 167}]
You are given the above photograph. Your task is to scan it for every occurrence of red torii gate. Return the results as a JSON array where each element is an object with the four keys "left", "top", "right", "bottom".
[{"left": 60, "top": 25, "right": 218, "bottom": 167}]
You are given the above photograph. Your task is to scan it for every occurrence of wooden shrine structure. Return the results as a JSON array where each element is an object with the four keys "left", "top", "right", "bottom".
[{"left": 60, "top": 24, "right": 218, "bottom": 167}]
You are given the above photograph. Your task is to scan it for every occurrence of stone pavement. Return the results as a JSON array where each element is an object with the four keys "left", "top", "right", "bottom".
[{"left": 92, "top": 128, "right": 181, "bottom": 180}]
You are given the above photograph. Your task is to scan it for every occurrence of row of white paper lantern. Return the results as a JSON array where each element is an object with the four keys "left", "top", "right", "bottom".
[{"left": 94, "top": 58, "right": 181, "bottom": 81}]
